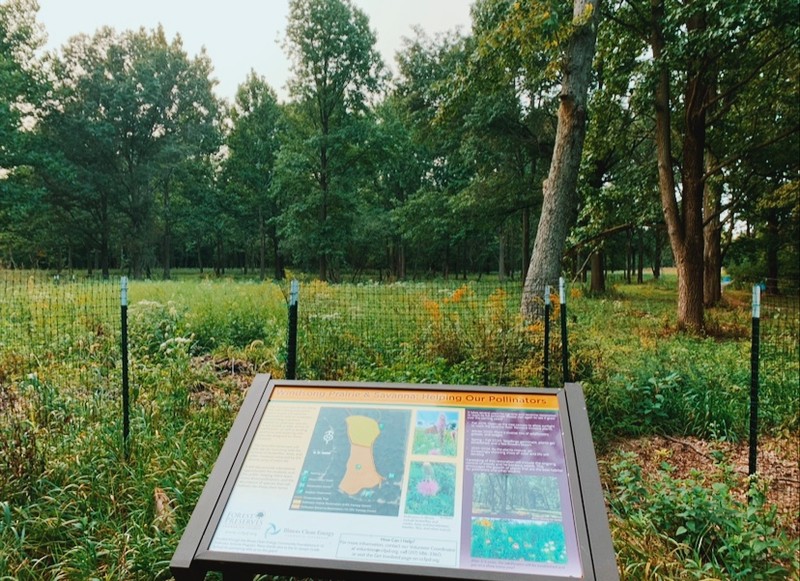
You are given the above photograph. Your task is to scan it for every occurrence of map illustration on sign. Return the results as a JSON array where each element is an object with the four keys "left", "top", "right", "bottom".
[
  {"left": 340, "top": 415, "right": 384, "bottom": 495},
  {"left": 290, "top": 407, "right": 410, "bottom": 516}
]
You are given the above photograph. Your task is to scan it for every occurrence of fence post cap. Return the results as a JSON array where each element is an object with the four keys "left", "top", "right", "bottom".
[
  {"left": 752, "top": 284, "right": 761, "bottom": 319},
  {"left": 120, "top": 276, "right": 128, "bottom": 306}
]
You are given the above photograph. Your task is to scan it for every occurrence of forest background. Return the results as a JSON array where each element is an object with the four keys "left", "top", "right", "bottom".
[{"left": 1, "top": 0, "right": 797, "bottom": 323}]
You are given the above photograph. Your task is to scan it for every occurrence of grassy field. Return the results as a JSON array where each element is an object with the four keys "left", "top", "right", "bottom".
[{"left": 0, "top": 273, "right": 797, "bottom": 579}]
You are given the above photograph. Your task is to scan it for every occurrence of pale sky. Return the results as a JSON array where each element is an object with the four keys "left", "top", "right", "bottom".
[{"left": 36, "top": 0, "right": 475, "bottom": 103}]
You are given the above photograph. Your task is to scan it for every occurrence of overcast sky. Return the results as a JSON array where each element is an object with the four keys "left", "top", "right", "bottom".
[{"left": 37, "top": 0, "right": 474, "bottom": 103}]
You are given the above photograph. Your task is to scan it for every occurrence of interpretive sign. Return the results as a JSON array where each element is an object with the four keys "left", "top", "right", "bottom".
[{"left": 171, "top": 375, "right": 617, "bottom": 580}]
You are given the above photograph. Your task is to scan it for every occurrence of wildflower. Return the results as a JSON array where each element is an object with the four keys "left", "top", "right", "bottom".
[{"left": 416, "top": 479, "right": 440, "bottom": 496}]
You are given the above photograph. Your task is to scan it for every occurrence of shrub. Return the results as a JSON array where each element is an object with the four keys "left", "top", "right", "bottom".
[{"left": 608, "top": 452, "right": 799, "bottom": 580}]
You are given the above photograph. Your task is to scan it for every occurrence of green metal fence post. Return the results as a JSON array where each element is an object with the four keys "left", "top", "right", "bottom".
[
  {"left": 749, "top": 284, "right": 761, "bottom": 478},
  {"left": 287, "top": 280, "right": 299, "bottom": 380},
  {"left": 121, "top": 276, "right": 130, "bottom": 459}
]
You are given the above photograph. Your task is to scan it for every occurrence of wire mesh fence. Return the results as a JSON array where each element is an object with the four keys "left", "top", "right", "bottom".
[
  {"left": 0, "top": 270, "right": 125, "bottom": 476},
  {"left": 295, "top": 279, "right": 567, "bottom": 387},
  {"left": 750, "top": 279, "right": 800, "bottom": 529},
  {"left": 2, "top": 270, "right": 795, "bottom": 529},
  {"left": 0, "top": 270, "right": 122, "bottom": 388}
]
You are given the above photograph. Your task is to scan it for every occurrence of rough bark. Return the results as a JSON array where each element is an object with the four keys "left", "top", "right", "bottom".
[
  {"left": 703, "top": 158, "right": 723, "bottom": 306},
  {"left": 650, "top": 0, "right": 708, "bottom": 331},
  {"left": 590, "top": 250, "right": 605, "bottom": 293},
  {"left": 522, "top": 0, "right": 600, "bottom": 319},
  {"left": 765, "top": 209, "right": 780, "bottom": 294}
]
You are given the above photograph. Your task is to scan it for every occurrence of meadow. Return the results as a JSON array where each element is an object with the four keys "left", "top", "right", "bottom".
[{"left": 0, "top": 273, "right": 797, "bottom": 580}]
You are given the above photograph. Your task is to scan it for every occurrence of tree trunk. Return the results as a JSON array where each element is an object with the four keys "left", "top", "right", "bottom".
[
  {"left": 590, "top": 250, "right": 605, "bottom": 293},
  {"left": 100, "top": 192, "right": 111, "bottom": 279},
  {"left": 625, "top": 228, "right": 633, "bottom": 284},
  {"left": 637, "top": 228, "right": 644, "bottom": 284},
  {"left": 397, "top": 242, "right": 406, "bottom": 280},
  {"left": 650, "top": 0, "right": 707, "bottom": 331},
  {"left": 765, "top": 209, "right": 780, "bottom": 294},
  {"left": 162, "top": 178, "right": 172, "bottom": 281},
  {"left": 258, "top": 208, "right": 267, "bottom": 281},
  {"left": 652, "top": 227, "right": 663, "bottom": 279},
  {"left": 522, "top": 0, "right": 600, "bottom": 320},
  {"left": 703, "top": 163, "right": 723, "bottom": 306},
  {"left": 498, "top": 225, "right": 507, "bottom": 282},
  {"left": 163, "top": 219, "right": 172, "bottom": 281}
]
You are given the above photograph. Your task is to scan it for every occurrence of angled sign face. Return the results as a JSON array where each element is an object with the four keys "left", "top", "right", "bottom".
[{"left": 171, "top": 376, "right": 617, "bottom": 581}]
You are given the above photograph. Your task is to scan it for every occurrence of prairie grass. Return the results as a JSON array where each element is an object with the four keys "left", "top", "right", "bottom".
[{"left": 0, "top": 273, "right": 797, "bottom": 579}]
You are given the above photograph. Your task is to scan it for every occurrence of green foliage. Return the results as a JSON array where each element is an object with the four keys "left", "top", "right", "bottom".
[
  {"left": 222, "top": 73, "right": 285, "bottom": 280},
  {"left": 277, "top": 0, "right": 386, "bottom": 280},
  {"left": 295, "top": 281, "right": 551, "bottom": 387},
  {"left": 128, "top": 280, "right": 287, "bottom": 355},
  {"left": 609, "top": 453, "right": 799, "bottom": 580},
  {"left": 0, "top": 275, "right": 797, "bottom": 579},
  {"left": 35, "top": 25, "right": 221, "bottom": 277}
]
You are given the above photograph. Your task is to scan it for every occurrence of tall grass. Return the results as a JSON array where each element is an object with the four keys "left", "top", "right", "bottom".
[{"left": 0, "top": 274, "right": 797, "bottom": 579}]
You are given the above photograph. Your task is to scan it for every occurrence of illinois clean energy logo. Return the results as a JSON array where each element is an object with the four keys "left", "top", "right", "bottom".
[{"left": 264, "top": 522, "right": 281, "bottom": 536}]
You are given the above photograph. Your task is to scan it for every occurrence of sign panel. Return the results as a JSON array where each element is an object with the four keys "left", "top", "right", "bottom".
[
  {"left": 208, "top": 387, "right": 581, "bottom": 577},
  {"left": 171, "top": 377, "right": 618, "bottom": 581}
]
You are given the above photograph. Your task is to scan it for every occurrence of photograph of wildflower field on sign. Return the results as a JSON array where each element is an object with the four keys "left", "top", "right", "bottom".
[
  {"left": 470, "top": 473, "right": 567, "bottom": 562},
  {"left": 412, "top": 410, "right": 459, "bottom": 456},
  {"left": 471, "top": 518, "right": 568, "bottom": 564}
]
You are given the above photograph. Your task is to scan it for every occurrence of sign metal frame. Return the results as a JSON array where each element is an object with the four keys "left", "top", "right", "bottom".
[{"left": 171, "top": 375, "right": 617, "bottom": 580}]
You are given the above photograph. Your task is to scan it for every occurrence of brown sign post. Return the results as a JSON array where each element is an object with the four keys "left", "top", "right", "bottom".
[{"left": 171, "top": 375, "right": 618, "bottom": 580}]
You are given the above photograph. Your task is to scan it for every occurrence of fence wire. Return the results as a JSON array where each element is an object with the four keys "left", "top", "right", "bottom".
[
  {"left": 0, "top": 271, "right": 124, "bottom": 478},
  {"left": 0, "top": 271, "right": 122, "bottom": 388},
  {"left": 753, "top": 279, "right": 800, "bottom": 530},
  {"left": 295, "top": 279, "right": 566, "bottom": 387}
]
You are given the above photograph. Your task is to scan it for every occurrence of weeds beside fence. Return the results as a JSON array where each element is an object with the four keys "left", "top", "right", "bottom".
[
  {"left": 1, "top": 270, "right": 798, "bottom": 578},
  {"left": 295, "top": 278, "right": 567, "bottom": 387},
  {"left": 0, "top": 271, "right": 122, "bottom": 389}
]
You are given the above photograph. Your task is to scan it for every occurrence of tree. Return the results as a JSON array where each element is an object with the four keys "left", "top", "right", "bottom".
[
  {"left": 360, "top": 95, "right": 427, "bottom": 279},
  {"left": 446, "top": 0, "right": 558, "bottom": 281},
  {"left": 645, "top": 0, "right": 798, "bottom": 329},
  {"left": 41, "top": 26, "right": 220, "bottom": 278},
  {"left": 391, "top": 29, "right": 479, "bottom": 279},
  {"left": 0, "top": 0, "right": 46, "bottom": 265},
  {"left": 521, "top": 0, "right": 602, "bottom": 318},
  {"left": 281, "top": 0, "right": 384, "bottom": 280},
  {"left": 223, "top": 72, "right": 284, "bottom": 280}
]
